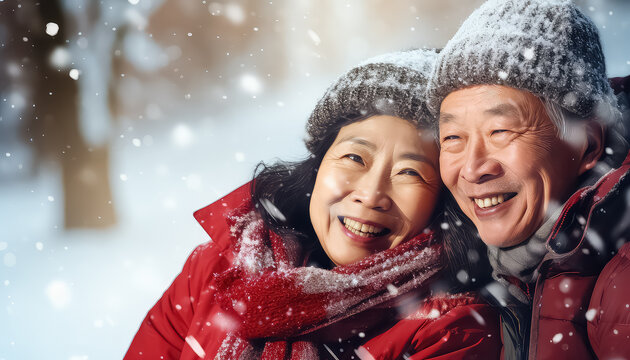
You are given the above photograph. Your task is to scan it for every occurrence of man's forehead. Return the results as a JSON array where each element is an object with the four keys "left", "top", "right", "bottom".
[{"left": 438, "top": 85, "right": 544, "bottom": 125}]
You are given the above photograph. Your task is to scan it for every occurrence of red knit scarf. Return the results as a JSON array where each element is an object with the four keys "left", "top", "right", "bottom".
[{"left": 213, "top": 205, "right": 444, "bottom": 360}]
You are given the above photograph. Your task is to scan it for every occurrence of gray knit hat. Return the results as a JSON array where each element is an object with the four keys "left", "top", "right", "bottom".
[
  {"left": 427, "top": 0, "right": 618, "bottom": 120},
  {"left": 306, "top": 48, "right": 438, "bottom": 154}
]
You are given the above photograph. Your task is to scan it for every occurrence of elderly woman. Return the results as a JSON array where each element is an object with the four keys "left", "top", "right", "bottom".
[{"left": 124, "top": 49, "right": 500, "bottom": 360}]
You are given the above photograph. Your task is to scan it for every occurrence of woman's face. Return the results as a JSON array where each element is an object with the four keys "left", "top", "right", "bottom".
[{"left": 309, "top": 115, "right": 441, "bottom": 266}]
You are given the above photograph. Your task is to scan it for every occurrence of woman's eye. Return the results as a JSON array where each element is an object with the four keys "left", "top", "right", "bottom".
[
  {"left": 399, "top": 169, "right": 420, "bottom": 177},
  {"left": 344, "top": 154, "right": 364, "bottom": 165}
]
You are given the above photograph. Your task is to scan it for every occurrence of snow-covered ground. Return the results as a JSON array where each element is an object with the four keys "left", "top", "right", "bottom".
[{"left": 0, "top": 81, "right": 326, "bottom": 360}]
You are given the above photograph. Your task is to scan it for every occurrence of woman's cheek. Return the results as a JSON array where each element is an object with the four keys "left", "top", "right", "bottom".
[{"left": 320, "top": 170, "right": 349, "bottom": 198}]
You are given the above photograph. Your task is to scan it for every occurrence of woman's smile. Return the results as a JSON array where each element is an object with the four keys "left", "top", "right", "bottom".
[
  {"left": 309, "top": 115, "right": 441, "bottom": 265},
  {"left": 337, "top": 216, "right": 392, "bottom": 246},
  {"left": 339, "top": 216, "right": 390, "bottom": 237}
]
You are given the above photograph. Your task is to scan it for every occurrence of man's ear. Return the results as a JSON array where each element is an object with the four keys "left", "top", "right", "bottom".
[{"left": 578, "top": 120, "right": 605, "bottom": 175}]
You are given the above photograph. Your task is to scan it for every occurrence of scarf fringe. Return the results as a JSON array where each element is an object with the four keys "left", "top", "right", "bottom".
[{"left": 215, "top": 205, "right": 443, "bottom": 359}]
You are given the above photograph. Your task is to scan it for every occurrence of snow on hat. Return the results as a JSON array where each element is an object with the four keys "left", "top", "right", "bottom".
[
  {"left": 305, "top": 48, "right": 438, "bottom": 154},
  {"left": 427, "top": 0, "right": 617, "bottom": 120}
]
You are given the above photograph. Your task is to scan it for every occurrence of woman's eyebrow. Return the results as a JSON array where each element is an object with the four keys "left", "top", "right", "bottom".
[
  {"left": 399, "top": 153, "right": 436, "bottom": 167},
  {"left": 336, "top": 136, "right": 376, "bottom": 150}
]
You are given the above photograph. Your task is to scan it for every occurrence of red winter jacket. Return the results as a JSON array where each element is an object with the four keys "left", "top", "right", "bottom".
[
  {"left": 504, "top": 151, "right": 630, "bottom": 360},
  {"left": 124, "top": 183, "right": 501, "bottom": 359},
  {"left": 507, "top": 78, "right": 630, "bottom": 360}
]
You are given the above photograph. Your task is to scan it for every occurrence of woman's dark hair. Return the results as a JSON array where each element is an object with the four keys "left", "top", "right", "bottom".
[
  {"left": 251, "top": 113, "right": 360, "bottom": 256},
  {"left": 251, "top": 110, "right": 491, "bottom": 288},
  {"left": 440, "top": 193, "right": 493, "bottom": 291}
]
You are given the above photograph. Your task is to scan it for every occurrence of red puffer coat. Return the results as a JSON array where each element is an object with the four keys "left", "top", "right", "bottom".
[
  {"left": 504, "top": 151, "right": 630, "bottom": 360},
  {"left": 124, "top": 183, "right": 501, "bottom": 359},
  {"left": 503, "top": 76, "right": 630, "bottom": 360}
]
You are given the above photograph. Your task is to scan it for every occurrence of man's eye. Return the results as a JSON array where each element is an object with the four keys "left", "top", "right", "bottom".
[
  {"left": 442, "top": 135, "right": 460, "bottom": 142},
  {"left": 344, "top": 154, "right": 364, "bottom": 165}
]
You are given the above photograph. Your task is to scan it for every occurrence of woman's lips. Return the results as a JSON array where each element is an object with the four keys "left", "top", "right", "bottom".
[{"left": 337, "top": 216, "right": 391, "bottom": 243}]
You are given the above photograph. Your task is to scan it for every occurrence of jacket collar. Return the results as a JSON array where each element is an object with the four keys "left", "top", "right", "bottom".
[
  {"left": 193, "top": 182, "right": 252, "bottom": 241},
  {"left": 545, "top": 151, "right": 630, "bottom": 257}
]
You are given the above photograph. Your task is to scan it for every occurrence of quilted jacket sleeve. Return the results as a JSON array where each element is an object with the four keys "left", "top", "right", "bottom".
[
  {"left": 406, "top": 303, "right": 501, "bottom": 360},
  {"left": 587, "top": 242, "right": 630, "bottom": 359},
  {"left": 361, "top": 301, "right": 501, "bottom": 360}
]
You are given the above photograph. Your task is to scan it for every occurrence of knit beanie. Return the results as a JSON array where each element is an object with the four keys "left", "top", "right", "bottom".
[
  {"left": 305, "top": 49, "right": 437, "bottom": 154},
  {"left": 426, "top": 0, "right": 618, "bottom": 120}
]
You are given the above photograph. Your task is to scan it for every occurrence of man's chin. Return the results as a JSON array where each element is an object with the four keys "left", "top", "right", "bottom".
[{"left": 479, "top": 230, "right": 527, "bottom": 249}]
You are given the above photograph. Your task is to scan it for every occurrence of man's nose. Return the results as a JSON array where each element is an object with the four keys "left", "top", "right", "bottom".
[
  {"left": 460, "top": 138, "right": 502, "bottom": 183},
  {"left": 350, "top": 170, "right": 392, "bottom": 211}
]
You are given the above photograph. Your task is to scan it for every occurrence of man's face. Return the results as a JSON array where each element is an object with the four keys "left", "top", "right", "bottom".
[{"left": 438, "top": 85, "right": 587, "bottom": 248}]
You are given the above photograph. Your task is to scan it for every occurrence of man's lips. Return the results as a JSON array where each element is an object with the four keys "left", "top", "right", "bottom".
[
  {"left": 471, "top": 192, "right": 517, "bottom": 209},
  {"left": 337, "top": 216, "right": 391, "bottom": 238}
]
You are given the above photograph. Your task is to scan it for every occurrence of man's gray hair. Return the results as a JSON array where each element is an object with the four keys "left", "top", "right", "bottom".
[{"left": 542, "top": 98, "right": 628, "bottom": 181}]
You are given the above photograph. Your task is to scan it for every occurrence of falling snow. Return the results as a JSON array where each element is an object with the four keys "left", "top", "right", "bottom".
[
  {"left": 240, "top": 74, "right": 263, "bottom": 94},
  {"left": 234, "top": 152, "right": 246, "bottom": 162},
  {"left": 172, "top": 124, "right": 195, "bottom": 147},
  {"left": 552, "top": 333, "right": 563, "bottom": 344},
  {"left": 46, "top": 280, "right": 72, "bottom": 308},
  {"left": 308, "top": 29, "right": 321, "bottom": 46},
  {"left": 45, "top": 22, "right": 60, "bottom": 36},
  {"left": 69, "top": 69, "right": 80, "bottom": 80},
  {"left": 355, "top": 346, "right": 376, "bottom": 360},
  {"left": 259, "top": 198, "right": 287, "bottom": 222},
  {"left": 456, "top": 269, "right": 469, "bottom": 283},
  {"left": 386, "top": 283, "right": 399, "bottom": 295},
  {"left": 185, "top": 336, "right": 207, "bottom": 358},
  {"left": 3, "top": 252, "right": 16, "bottom": 267}
]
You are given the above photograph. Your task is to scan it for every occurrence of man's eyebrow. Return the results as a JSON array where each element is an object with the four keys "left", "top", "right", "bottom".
[
  {"left": 438, "top": 112, "right": 456, "bottom": 124},
  {"left": 336, "top": 136, "right": 377, "bottom": 150},
  {"left": 484, "top": 103, "right": 520, "bottom": 118}
]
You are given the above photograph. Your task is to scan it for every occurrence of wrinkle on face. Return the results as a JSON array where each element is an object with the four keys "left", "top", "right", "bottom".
[
  {"left": 438, "top": 85, "right": 586, "bottom": 248},
  {"left": 309, "top": 115, "right": 441, "bottom": 265}
]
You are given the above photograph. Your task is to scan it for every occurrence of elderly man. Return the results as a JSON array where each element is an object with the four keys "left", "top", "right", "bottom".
[{"left": 428, "top": 0, "right": 630, "bottom": 359}]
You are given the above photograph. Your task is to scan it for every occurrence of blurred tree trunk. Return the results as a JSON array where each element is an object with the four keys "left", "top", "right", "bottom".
[{"left": 30, "top": 1, "right": 116, "bottom": 228}]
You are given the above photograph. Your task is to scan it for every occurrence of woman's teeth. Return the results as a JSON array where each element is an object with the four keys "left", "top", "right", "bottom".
[
  {"left": 343, "top": 217, "right": 385, "bottom": 237},
  {"left": 475, "top": 194, "right": 505, "bottom": 209}
]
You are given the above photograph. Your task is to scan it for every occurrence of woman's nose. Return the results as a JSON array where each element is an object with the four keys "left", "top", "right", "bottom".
[
  {"left": 460, "top": 138, "right": 502, "bottom": 184},
  {"left": 350, "top": 171, "right": 392, "bottom": 211}
]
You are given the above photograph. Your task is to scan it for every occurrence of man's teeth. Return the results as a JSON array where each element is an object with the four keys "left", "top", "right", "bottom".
[
  {"left": 475, "top": 194, "right": 505, "bottom": 209},
  {"left": 343, "top": 218, "right": 384, "bottom": 236}
]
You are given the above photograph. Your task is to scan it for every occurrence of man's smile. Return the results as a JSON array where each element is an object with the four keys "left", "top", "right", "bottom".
[{"left": 472, "top": 192, "right": 517, "bottom": 209}]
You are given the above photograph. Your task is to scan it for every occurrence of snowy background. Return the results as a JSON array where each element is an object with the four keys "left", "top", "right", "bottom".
[{"left": 0, "top": 1, "right": 628, "bottom": 359}]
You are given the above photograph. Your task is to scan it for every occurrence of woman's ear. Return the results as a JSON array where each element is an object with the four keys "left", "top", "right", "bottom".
[{"left": 578, "top": 120, "right": 605, "bottom": 175}]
